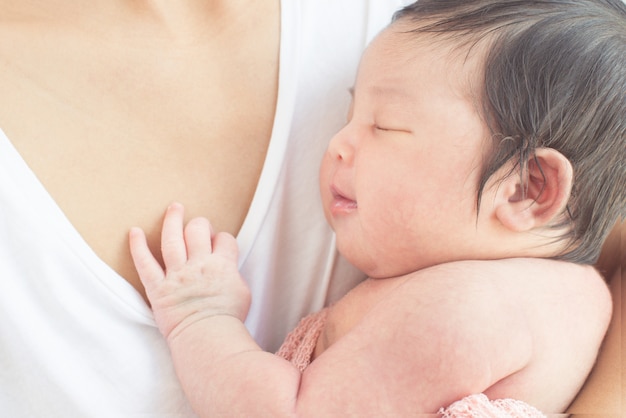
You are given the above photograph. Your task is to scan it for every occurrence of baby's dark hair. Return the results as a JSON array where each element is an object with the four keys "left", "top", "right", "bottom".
[{"left": 394, "top": 0, "right": 625, "bottom": 264}]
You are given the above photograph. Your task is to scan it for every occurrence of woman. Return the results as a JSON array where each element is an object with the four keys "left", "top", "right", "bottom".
[
  {"left": 0, "top": 1, "right": 410, "bottom": 415},
  {"left": 568, "top": 221, "right": 624, "bottom": 416}
]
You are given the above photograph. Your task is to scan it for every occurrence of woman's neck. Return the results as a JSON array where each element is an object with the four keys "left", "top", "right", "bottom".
[
  {"left": 3, "top": 0, "right": 261, "bottom": 45},
  {"left": 121, "top": 0, "right": 248, "bottom": 41}
]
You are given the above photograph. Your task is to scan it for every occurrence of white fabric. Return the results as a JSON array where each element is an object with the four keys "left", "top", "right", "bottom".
[
  {"left": 0, "top": 1, "right": 410, "bottom": 416},
  {"left": 240, "top": 0, "right": 412, "bottom": 352}
]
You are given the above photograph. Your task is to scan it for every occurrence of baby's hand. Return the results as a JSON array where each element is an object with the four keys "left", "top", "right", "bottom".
[{"left": 129, "top": 203, "right": 251, "bottom": 342}]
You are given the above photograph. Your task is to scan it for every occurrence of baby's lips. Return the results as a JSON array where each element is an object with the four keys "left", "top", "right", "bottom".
[{"left": 330, "top": 185, "right": 357, "bottom": 214}]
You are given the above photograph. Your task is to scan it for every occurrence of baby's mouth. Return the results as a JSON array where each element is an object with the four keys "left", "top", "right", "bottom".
[{"left": 330, "top": 186, "right": 357, "bottom": 213}]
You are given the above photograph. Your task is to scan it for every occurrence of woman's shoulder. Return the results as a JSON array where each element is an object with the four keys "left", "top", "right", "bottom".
[{"left": 567, "top": 221, "right": 624, "bottom": 415}]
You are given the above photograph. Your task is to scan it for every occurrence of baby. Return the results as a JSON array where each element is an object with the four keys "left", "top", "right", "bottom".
[{"left": 129, "top": 0, "right": 624, "bottom": 415}]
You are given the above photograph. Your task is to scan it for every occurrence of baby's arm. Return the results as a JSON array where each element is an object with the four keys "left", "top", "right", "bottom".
[
  {"left": 129, "top": 203, "right": 303, "bottom": 416},
  {"left": 130, "top": 204, "right": 532, "bottom": 416},
  {"left": 129, "top": 204, "right": 497, "bottom": 415},
  {"left": 130, "top": 204, "right": 607, "bottom": 415}
]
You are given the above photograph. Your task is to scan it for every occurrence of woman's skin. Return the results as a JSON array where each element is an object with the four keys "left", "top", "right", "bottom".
[
  {"left": 0, "top": 0, "right": 280, "bottom": 302},
  {"left": 568, "top": 221, "right": 624, "bottom": 416}
]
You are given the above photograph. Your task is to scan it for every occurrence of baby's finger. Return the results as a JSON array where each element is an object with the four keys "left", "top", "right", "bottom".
[
  {"left": 184, "top": 217, "right": 213, "bottom": 261},
  {"left": 161, "top": 203, "right": 188, "bottom": 270},
  {"left": 129, "top": 227, "right": 165, "bottom": 286},
  {"left": 211, "top": 231, "right": 239, "bottom": 264}
]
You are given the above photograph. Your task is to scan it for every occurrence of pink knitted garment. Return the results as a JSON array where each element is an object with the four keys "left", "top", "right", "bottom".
[
  {"left": 276, "top": 309, "right": 546, "bottom": 417},
  {"left": 276, "top": 308, "right": 329, "bottom": 372},
  {"left": 439, "top": 394, "right": 546, "bottom": 417}
]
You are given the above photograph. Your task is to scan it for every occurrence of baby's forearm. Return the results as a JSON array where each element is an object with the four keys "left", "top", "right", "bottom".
[
  {"left": 167, "top": 314, "right": 302, "bottom": 417},
  {"left": 130, "top": 207, "right": 305, "bottom": 415}
]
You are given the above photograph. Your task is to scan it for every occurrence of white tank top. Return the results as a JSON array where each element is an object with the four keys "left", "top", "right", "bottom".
[{"left": 0, "top": 0, "right": 411, "bottom": 416}]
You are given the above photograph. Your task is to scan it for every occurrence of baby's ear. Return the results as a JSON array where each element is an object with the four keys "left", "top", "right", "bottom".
[{"left": 494, "top": 148, "right": 573, "bottom": 232}]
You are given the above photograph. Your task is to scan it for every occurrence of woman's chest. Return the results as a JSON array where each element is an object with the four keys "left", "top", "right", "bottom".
[{"left": 0, "top": 27, "right": 279, "bottom": 299}]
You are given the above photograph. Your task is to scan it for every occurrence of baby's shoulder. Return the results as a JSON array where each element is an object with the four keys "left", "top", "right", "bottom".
[
  {"left": 400, "top": 258, "right": 611, "bottom": 342},
  {"left": 468, "top": 258, "right": 612, "bottom": 336},
  {"left": 394, "top": 258, "right": 611, "bottom": 411},
  {"left": 318, "top": 259, "right": 609, "bottom": 412},
  {"left": 403, "top": 258, "right": 610, "bottom": 316}
]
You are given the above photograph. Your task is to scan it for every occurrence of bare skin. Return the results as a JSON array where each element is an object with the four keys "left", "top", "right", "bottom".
[
  {"left": 130, "top": 203, "right": 611, "bottom": 415},
  {"left": 567, "top": 221, "right": 624, "bottom": 416},
  {"left": 1, "top": 1, "right": 619, "bottom": 413},
  {"left": 0, "top": 0, "right": 279, "bottom": 301},
  {"left": 128, "top": 19, "right": 617, "bottom": 415}
]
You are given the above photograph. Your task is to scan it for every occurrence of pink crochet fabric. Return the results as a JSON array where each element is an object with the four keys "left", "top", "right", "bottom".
[
  {"left": 439, "top": 394, "right": 546, "bottom": 417},
  {"left": 276, "top": 309, "right": 546, "bottom": 417},
  {"left": 276, "top": 308, "right": 329, "bottom": 372}
]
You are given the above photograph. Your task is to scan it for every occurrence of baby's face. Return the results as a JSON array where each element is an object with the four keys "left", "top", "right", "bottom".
[{"left": 319, "top": 21, "right": 494, "bottom": 278}]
